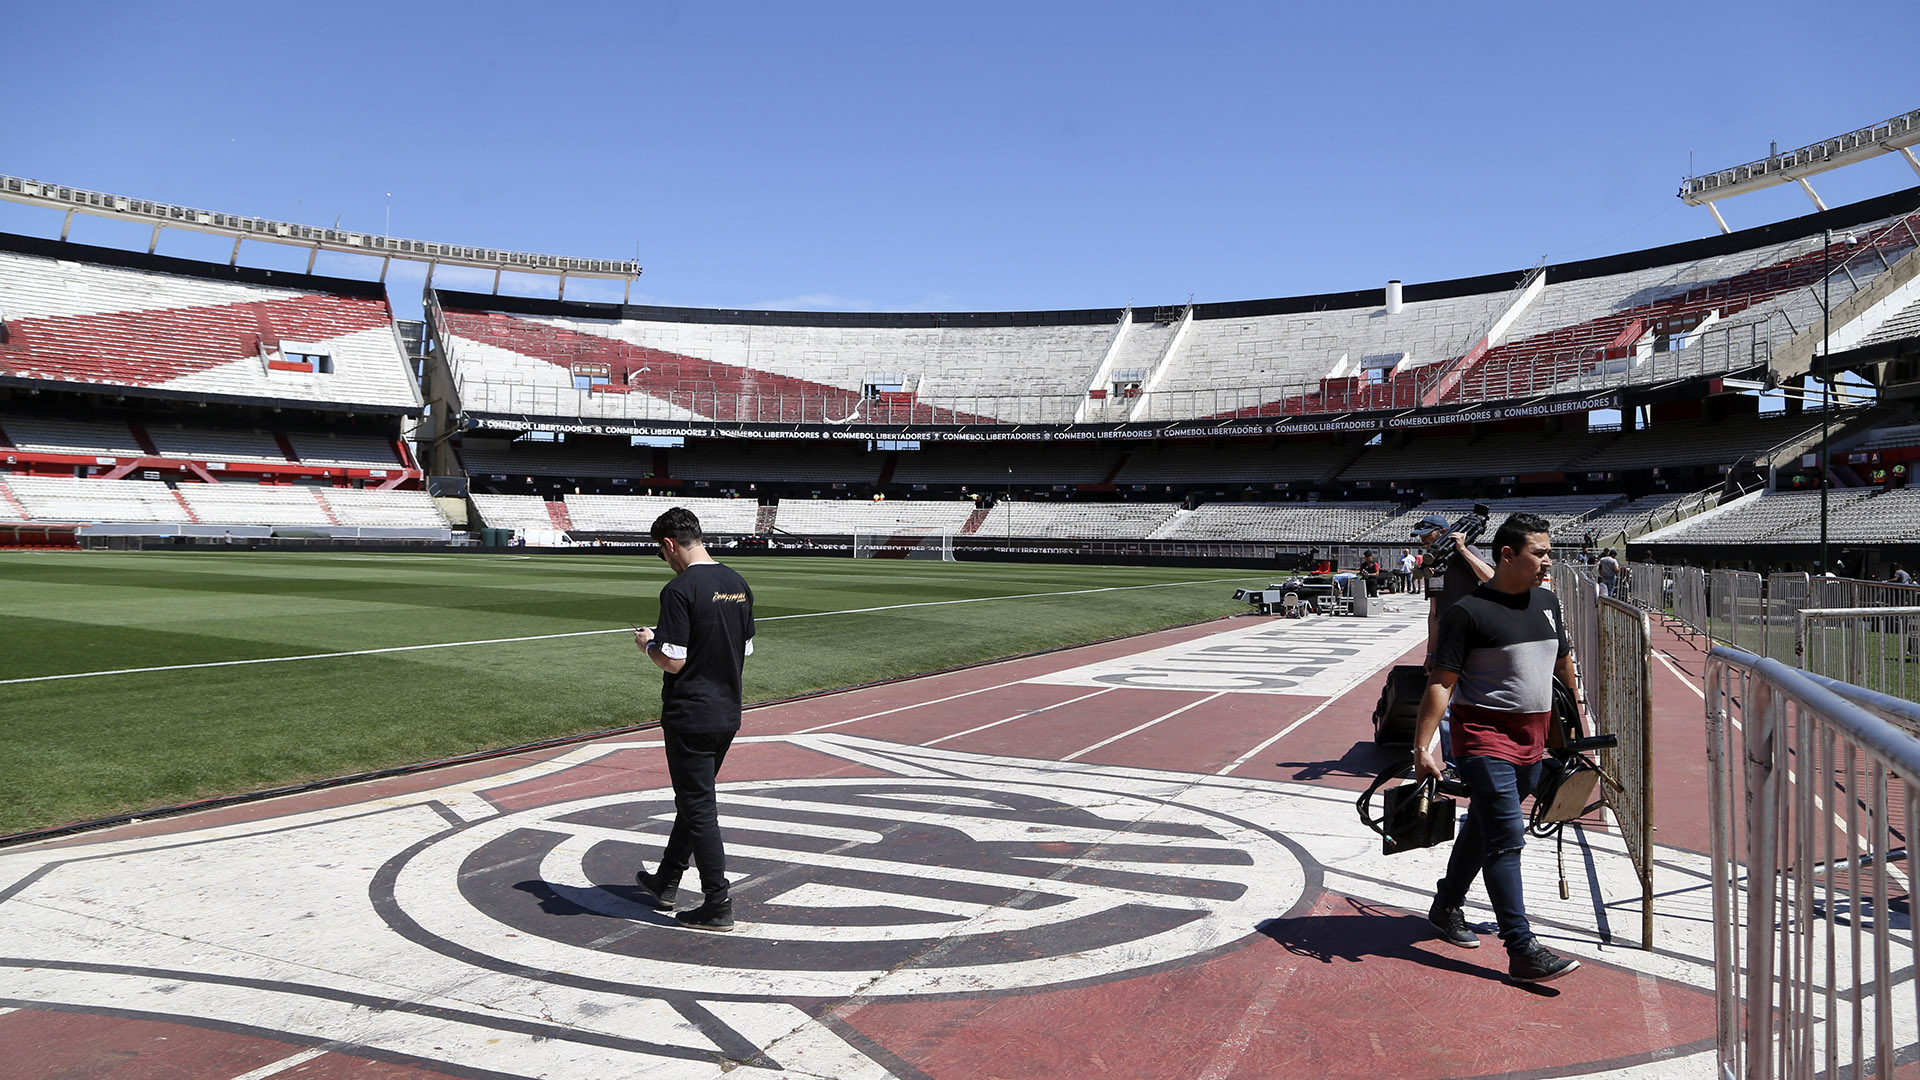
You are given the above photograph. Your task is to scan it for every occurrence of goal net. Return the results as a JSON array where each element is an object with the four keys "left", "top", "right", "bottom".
[{"left": 851, "top": 532, "right": 956, "bottom": 561}]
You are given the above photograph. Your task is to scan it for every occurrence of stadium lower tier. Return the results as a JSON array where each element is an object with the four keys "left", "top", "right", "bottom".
[{"left": 0, "top": 476, "right": 450, "bottom": 533}]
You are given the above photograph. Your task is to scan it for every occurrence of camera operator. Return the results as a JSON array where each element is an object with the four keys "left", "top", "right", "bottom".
[
  {"left": 1412, "top": 512, "right": 1582, "bottom": 983},
  {"left": 1412, "top": 513, "right": 1494, "bottom": 668}
]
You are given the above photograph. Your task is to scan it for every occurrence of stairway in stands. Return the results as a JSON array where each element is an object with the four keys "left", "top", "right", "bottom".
[
  {"left": 0, "top": 477, "right": 31, "bottom": 522},
  {"left": 546, "top": 500, "right": 575, "bottom": 531}
]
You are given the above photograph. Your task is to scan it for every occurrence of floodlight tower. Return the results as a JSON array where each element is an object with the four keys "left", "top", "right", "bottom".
[
  {"left": 1678, "top": 108, "right": 1920, "bottom": 234},
  {"left": 0, "top": 174, "right": 641, "bottom": 301}
]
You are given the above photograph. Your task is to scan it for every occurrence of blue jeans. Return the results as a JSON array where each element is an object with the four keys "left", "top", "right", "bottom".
[{"left": 1436, "top": 754, "right": 1543, "bottom": 951}]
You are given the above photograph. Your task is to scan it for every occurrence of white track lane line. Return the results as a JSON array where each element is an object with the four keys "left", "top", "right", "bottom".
[
  {"left": 0, "top": 576, "right": 1251, "bottom": 686},
  {"left": 921, "top": 687, "right": 1118, "bottom": 747},
  {"left": 1061, "top": 691, "right": 1225, "bottom": 761},
  {"left": 224, "top": 1049, "right": 328, "bottom": 1079}
]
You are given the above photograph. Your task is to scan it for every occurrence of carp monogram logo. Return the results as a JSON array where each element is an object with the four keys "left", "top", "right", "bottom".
[{"left": 380, "top": 765, "right": 1308, "bottom": 1001}]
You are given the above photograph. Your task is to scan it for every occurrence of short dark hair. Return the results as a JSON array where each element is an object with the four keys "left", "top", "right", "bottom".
[
  {"left": 650, "top": 507, "right": 703, "bottom": 545},
  {"left": 1491, "top": 512, "right": 1552, "bottom": 563}
]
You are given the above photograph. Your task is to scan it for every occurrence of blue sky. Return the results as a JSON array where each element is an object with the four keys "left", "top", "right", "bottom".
[{"left": 2, "top": 0, "right": 1915, "bottom": 321}]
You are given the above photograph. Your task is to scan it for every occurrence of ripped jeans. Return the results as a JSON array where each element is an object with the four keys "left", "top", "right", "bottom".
[{"left": 1435, "top": 754, "right": 1544, "bottom": 951}]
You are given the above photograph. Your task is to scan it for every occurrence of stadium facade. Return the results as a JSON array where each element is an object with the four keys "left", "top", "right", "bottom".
[{"left": 5, "top": 178, "right": 1920, "bottom": 569}]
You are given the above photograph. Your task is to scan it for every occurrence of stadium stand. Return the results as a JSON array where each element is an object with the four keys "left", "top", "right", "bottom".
[
  {"left": 1766, "top": 488, "right": 1920, "bottom": 542},
  {"left": 1150, "top": 501, "right": 1400, "bottom": 542},
  {"left": 146, "top": 425, "right": 292, "bottom": 465},
  {"left": 469, "top": 494, "right": 564, "bottom": 531},
  {"left": 0, "top": 415, "right": 146, "bottom": 457},
  {"left": 1555, "top": 491, "right": 1699, "bottom": 544},
  {"left": 1639, "top": 488, "right": 1881, "bottom": 543},
  {"left": 973, "top": 501, "right": 1181, "bottom": 540},
  {"left": 0, "top": 234, "right": 420, "bottom": 412},
  {"left": 770, "top": 499, "right": 976, "bottom": 536},
  {"left": 434, "top": 296, "right": 1040, "bottom": 425},
  {"left": 177, "top": 483, "right": 336, "bottom": 527},
  {"left": 565, "top": 494, "right": 760, "bottom": 535},
  {"left": 315, "top": 488, "right": 449, "bottom": 529},
  {"left": 0, "top": 475, "right": 450, "bottom": 532},
  {"left": 3, "top": 475, "right": 184, "bottom": 523},
  {"left": 285, "top": 432, "right": 403, "bottom": 469},
  {"left": 1349, "top": 496, "right": 1614, "bottom": 546}
]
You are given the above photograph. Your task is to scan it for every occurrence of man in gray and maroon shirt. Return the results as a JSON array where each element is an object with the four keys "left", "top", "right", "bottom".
[{"left": 1412, "top": 511, "right": 1584, "bottom": 984}]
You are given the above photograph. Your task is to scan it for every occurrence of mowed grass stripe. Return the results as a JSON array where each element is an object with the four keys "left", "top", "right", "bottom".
[
  {"left": 0, "top": 553, "right": 1259, "bottom": 834},
  {"left": 0, "top": 575, "right": 1240, "bottom": 685}
]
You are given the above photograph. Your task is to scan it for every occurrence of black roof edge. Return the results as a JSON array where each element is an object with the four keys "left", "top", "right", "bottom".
[
  {"left": 433, "top": 187, "right": 1920, "bottom": 329},
  {"left": 433, "top": 289, "right": 1126, "bottom": 328},
  {"left": 0, "top": 231, "right": 394, "bottom": 302},
  {"left": 0, "top": 375, "right": 417, "bottom": 417}
]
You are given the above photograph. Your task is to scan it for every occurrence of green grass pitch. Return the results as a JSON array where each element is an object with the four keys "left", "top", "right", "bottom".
[{"left": 0, "top": 550, "right": 1262, "bottom": 836}]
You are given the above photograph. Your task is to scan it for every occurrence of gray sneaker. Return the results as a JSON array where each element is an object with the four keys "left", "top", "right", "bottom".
[{"left": 1427, "top": 901, "right": 1480, "bottom": 949}]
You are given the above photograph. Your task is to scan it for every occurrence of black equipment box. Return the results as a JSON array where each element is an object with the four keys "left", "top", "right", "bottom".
[{"left": 1371, "top": 664, "right": 1427, "bottom": 745}]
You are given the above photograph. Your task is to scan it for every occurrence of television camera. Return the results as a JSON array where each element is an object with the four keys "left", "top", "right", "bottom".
[{"left": 1423, "top": 502, "right": 1492, "bottom": 577}]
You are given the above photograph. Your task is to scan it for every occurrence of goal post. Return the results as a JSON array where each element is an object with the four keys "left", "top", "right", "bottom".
[{"left": 851, "top": 531, "right": 956, "bottom": 561}]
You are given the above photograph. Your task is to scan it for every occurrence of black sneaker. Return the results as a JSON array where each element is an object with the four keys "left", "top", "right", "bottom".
[
  {"left": 1508, "top": 940, "right": 1580, "bottom": 983},
  {"left": 634, "top": 870, "right": 678, "bottom": 910},
  {"left": 1427, "top": 902, "right": 1480, "bottom": 949},
  {"left": 675, "top": 899, "right": 735, "bottom": 932}
]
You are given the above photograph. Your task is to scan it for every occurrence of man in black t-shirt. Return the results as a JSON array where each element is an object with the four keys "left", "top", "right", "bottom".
[{"left": 633, "top": 507, "right": 755, "bottom": 931}]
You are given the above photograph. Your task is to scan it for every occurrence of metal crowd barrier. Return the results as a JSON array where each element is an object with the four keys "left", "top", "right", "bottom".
[
  {"left": 1625, "top": 559, "right": 1664, "bottom": 612},
  {"left": 1555, "top": 565, "right": 1657, "bottom": 946},
  {"left": 1705, "top": 647, "right": 1920, "bottom": 1080},
  {"left": 1712, "top": 569, "right": 1768, "bottom": 656},
  {"left": 1595, "top": 596, "right": 1655, "bottom": 947},
  {"left": 1673, "top": 566, "right": 1710, "bottom": 637},
  {"left": 1795, "top": 607, "right": 1920, "bottom": 702}
]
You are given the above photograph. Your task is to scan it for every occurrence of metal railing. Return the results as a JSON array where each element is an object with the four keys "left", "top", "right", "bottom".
[
  {"left": 1796, "top": 607, "right": 1920, "bottom": 701},
  {"left": 1705, "top": 647, "right": 1920, "bottom": 1080},
  {"left": 1554, "top": 565, "right": 1657, "bottom": 946},
  {"left": 1713, "top": 569, "right": 1769, "bottom": 655}
]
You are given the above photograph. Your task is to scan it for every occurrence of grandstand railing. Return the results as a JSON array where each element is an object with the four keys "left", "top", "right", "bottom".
[{"left": 1705, "top": 648, "right": 1920, "bottom": 1080}]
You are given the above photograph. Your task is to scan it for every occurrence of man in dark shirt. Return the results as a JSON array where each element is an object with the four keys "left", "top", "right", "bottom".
[
  {"left": 633, "top": 507, "right": 755, "bottom": 931},
  {"left": 1412, "top": 512, "right": 1583, "bottom": 984},
  {"left": 1413, "top": 512, "right": 1494, "bottom": 666}
]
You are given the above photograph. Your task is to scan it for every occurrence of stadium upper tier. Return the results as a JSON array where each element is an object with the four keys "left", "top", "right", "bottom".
[
  {"left": 433, "top": 189, "right": 1920, "bottom": 431},
  {"left": 0, "top": 233, "right": 420, "bottom": 413}
]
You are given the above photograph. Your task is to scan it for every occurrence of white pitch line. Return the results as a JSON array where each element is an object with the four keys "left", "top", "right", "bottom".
[
  {"left": 1062, "top": 691, "right": 1225, "bottom": 761},
  {"left": 0, "top": 576, "right": 1250, "bottom": 687}
]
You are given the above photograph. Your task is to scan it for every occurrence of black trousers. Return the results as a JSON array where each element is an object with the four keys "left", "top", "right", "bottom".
[{"left": 659, "top": 726, "right": 735, "bottom": 903}]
